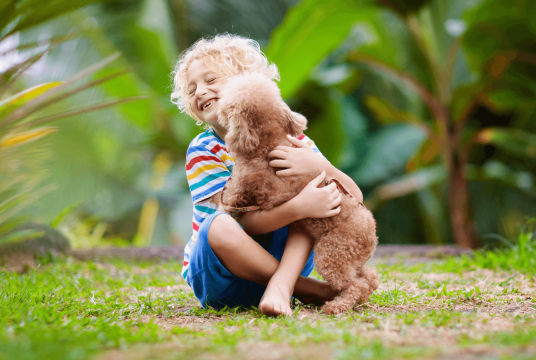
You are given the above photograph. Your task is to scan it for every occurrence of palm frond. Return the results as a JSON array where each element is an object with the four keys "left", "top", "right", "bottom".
[{"left": 1, "top": 52, "right": 121, "bottom": 126}]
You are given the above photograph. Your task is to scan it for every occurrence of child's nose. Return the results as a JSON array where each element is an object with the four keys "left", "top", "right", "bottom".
[{"left": 195, "top": 88, "right": 207, "bottom": 99}]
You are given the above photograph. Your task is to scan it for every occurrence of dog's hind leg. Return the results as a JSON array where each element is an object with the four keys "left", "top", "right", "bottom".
[
  {"left": 314, "top": 234, "right": 369, "bottom": 315},
  {"left": 322, "top": 276, "right": 371, "bottom": 315},
  {"left": 354, "top": 265, "right": 379, "bottom": 304},
  {"left": 313, "top": 234, "right": 354, "bottom": 292}
]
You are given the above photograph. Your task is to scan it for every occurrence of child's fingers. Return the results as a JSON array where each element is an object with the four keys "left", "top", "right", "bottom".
[
  {"left": 325, "top": 207, "right": 342, "bottom": 217},
  {"left": 330, "top": 193, "right": 342, "bottom": 208},
  {"left": 329, "top": 187, "right": 341, "bottom": 201},
  {"left": 323, "top": 182, "right": 337, "bottom": 193},
  {"left": 286, "top": 134, "right": 309, "bottom": 148},
  {"left": 308, "top": 171, "right": 326, "bottom": 186},
  {"left": 268, "top": 149, "right": 288, "bottom": 159},
  {"left": 275, "top": 168, "right": 294, "bottom": 176},
  {"left": 269, "top": 159, "right": 288, "bottom": 168}
]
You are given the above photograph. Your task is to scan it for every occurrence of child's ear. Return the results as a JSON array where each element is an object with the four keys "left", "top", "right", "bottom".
[
  {"left": 226, "top": 109, "right": 260, "bottom": 154},
  {"left": 283, "top": 109, "right": 308, "bottom": 136}
]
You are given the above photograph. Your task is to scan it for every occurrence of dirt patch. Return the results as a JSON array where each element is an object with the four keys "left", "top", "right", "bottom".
[
  {"left": 435, "top": 345, "right": 536, "bottom": 360},
  {"left": 94, "top": 341, "right": 333, "bottom": 360},
  {"left": 92, "top": 262, "right": 536, "bottom": 360}
]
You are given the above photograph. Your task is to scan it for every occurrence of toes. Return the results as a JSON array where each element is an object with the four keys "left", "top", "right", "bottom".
[
  {"left": 259, "top": 299, "right": 292, "bottom": 316},
  {"left": 283, "top": 303, "right": 293, "bottom": 316}
]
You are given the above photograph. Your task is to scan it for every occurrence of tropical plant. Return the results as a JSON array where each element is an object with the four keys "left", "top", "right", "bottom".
[
  {"left": 0, "top": 0, "right": 145, "bottom": 244},
  {"left": 267, "top": 0, "right": 536, "bottom": 248},
  {"left": 6, "top": 0, "right": 299, "bottom": 246}
]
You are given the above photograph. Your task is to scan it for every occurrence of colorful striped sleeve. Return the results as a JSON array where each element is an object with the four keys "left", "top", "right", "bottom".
[
  {"left": 186, "top": 136, "right": 232, "bottom": 204},
  {"left": 299, "top": 134, "right": 329, "bottom": 160}
]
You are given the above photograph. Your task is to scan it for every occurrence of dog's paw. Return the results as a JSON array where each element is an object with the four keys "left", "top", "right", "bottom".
[
  {"left": 362, "top": 265, "right": 380, "bottom": 291},
  {"left": 321, "top": 300, "right": 349, "bottom": 315}
]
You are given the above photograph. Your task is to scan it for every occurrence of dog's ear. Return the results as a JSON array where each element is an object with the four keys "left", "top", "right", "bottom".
[
  {"left": 282, "top": 109, "right": 308, "bottom": 137},
  {"left": 217, "top": 107, "right": 230, "bottom": 129},
  {"left": 225, "top": 108, "right": 260, "bottom": 154}
]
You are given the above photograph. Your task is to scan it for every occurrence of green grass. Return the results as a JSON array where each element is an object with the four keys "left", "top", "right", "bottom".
[
  {"left": 0, "top": 260, "right": 190, "bottom": 360},
  {"left": 377, "top": 220, "right": 536, "bottom": 276},
  {"left": 1, "top": 222, "right": 536, "bottom": 360},
  {"left": 1, "top": 254, "right": 535, "bottom": 360}
]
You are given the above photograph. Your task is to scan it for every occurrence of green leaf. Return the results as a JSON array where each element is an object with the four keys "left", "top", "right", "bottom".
[
  {"left": 0, "top": 0, "right": 19, "bottom": 36},
  {"left": 0, "top": 229, "right": 44, "bottom": 246},
  {"left": 464, "top": 161, "right": 536, "bottom": 197},
  {"left": 0, "top": 82, "right": 62, "bottom": 119},
  {"left": 350, "top": 52, "right": 442, "bottom": 118},
  {"left": 416, "top": 188, "right": 449, "bottom": 244},
  {"left": 337, "top": 95, "right": 369, "bottom": 172},
  {"left": 364, "top": 95, "right": 426, "bottom": 125},
  {"left": 266, "top": 0, "right": 376, "bottom": 98},
  {"left": 372, "top": 0, "right": 429, "bottom": 17},
  {"left": 0, "top": 184, "right": 57, "bottom": 225},
  {"left": 0, "top": 217, "right": 27, "bottom": 237},
  {"left": 406, "top": 137, "right": 441, "bottom": 171},
  {"left": 302, "top": 89, "right": 345, "bottom": 165},
  {"left": 450, "top": 82, "right": 486, "bottom": 123},
  {"left": 17, "top": 95, "right": 149, "bottom": 128},
  {"left": 2, "top": 0, "right": 103, "bottom": 38},
  {"left": 49, "top": 202, "right": 81, "bottom": 228},
  {"left": 8, "top": 68, "right": 135, "bottom": 129},
  {"left": 477, "top": 127, "right": 536, "bottom": 159},
  {"left": 122, "top": 25, "right": 177, "bottom": 96},
  {"left": 1, "top": 53, "right": 121, "bottom": 126},
  {"left": 370, "top": 164, "right": 447, "bottom": 204},
  {"left": 0, "top": 127, "right": 58, "bottom": 149},
  {"left": 0, "top": 48, "right": 49, "bottom": 89},
  {"left": 353, "top": 124, "right": 427, "bottom": 186},
  {"left": 0, "top": 35, "right": 68, "bottom": 57},
  {"left": 93, "top": 67, "right": 153, "bottom": 129}
]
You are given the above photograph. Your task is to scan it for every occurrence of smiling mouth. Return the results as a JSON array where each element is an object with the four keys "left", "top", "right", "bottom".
[{"left": 201, "top": 98, "right": 218, "bottom": 111}]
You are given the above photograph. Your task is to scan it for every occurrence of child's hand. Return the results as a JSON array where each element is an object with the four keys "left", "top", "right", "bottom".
[
  {"left": 291, "top": 171, "right": 342, "bottom": 219},
  {"left": 269, "top": 135, "right": 331, "bottom": 176}
]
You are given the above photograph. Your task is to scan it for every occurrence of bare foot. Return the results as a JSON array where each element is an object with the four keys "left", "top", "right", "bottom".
[{"left": 259, "top": 277, "right": 293, "bottom": 316}]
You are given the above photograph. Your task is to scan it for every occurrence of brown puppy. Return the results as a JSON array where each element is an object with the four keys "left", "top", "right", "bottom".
[{"left": 217, "top": 73, "right": 379, "bottom": 314}]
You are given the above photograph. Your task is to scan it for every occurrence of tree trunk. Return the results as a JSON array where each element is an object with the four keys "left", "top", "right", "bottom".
[{"left": 447, "top": 157, "right": 479, "bottom": 249}]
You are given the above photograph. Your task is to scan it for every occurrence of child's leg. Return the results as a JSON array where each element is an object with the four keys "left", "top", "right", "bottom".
[
  {"left": 258, "top": 227, "right": 314, "bottom": 315},
  {"left": 208, "top": 215, "right": 336, "bottom": 315}
]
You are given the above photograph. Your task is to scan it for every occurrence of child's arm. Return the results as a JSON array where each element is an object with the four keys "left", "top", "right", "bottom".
[
  {"left": 212, "top": 171, "right": 342, "bottom": 236},
  {"left": 269, "top": 134, "right": 364, "bottom": 203}
]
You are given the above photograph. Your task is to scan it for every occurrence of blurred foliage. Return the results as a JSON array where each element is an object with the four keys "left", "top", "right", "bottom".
[
  {"left": 439, "top": 218, "right": 536, "bottom": 274},
  {"left": 0, "top": 0, "right": 144, "bottom": 245},
  {"left": 2, "top": 0, "right": 535, "bottom": 248},
  {"left": 1, "top": 0, "right": 297, "bottom": 248},
  {"left": 269, "top": 0, "right": 536, "bottom": 247}
]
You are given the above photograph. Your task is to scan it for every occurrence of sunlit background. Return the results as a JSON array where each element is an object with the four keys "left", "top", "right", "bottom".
[{"left": 1, "top": 0, "right": 536, "bottom": 251}]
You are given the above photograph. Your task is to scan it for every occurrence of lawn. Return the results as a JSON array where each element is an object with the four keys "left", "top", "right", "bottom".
[{"left": 1, "top": 246, "right": 535, "bottom": 360}]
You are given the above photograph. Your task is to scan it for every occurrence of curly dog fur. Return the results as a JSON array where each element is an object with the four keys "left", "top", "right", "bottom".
[{"left": 217, "top": 73, "right": 379, "bottom": 314}]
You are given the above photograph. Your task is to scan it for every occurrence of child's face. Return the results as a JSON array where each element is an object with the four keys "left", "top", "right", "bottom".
[{"left": 186, "top": 59, "right": 225, "bottom": 129}]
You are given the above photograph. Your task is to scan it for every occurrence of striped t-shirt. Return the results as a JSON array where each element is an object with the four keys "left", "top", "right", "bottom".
[{"left": 182, "top": 128, "right": 323, "bottom": 281}]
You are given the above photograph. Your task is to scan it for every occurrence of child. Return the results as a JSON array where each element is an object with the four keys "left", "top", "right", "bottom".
[{"left": 171, "top": 34, "right": 364, "bottom": 316}]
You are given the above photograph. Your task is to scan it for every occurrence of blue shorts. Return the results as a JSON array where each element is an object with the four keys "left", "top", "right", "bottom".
[{"left": 186, "top": 211, "right": 315, "bottom": 309}]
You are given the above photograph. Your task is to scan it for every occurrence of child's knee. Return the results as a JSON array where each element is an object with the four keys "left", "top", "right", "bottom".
[{"left": 207, "top": 214, "right": 243, "bottom": 251}]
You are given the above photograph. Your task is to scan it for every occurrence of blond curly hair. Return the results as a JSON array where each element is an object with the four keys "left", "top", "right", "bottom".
[{"left": 170, "top": 34, "right": 280, "bottom": 124}]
